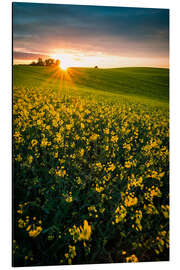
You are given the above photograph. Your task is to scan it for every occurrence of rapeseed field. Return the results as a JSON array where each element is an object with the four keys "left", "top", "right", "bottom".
[{"left": 13, "top": 66, "right": 169, "bottom": 266}]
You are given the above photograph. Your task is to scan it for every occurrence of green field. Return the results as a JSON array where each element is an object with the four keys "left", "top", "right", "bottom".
[
  {"left": 13, "top": 65, "right": 169, "bottom": 105},
  {"left": 13, "top": 65, "right": 169, "bottom": 266}
]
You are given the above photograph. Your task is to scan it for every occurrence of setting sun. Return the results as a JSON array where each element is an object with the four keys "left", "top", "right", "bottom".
[
  {"left": 60, "top": 61, "right": 68, "bottom": 71},
  {"left": 52, "top": 54, "right": 73, "bottom": 71}
]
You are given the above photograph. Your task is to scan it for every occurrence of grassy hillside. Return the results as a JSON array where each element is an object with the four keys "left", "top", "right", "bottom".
[{"left": 13, "top": 66, "right": 169, "bottom": 105}]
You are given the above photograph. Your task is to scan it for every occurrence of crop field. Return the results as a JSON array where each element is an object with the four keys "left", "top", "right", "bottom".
[{"left": 13, "top": 66, "right": 169, "bottom": 266}]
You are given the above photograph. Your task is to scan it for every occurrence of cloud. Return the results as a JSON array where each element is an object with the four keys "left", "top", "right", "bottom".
[
  {"left": 13, "top": 51, "right": 49, "bottom": 60},
  {"left": 13, "top": 3, "right": 169, "bottom": 62}
]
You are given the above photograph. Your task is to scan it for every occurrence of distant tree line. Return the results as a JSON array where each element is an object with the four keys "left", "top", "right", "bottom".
[{"left": 30, "top": 58, "right": 60, "bottom": 67}]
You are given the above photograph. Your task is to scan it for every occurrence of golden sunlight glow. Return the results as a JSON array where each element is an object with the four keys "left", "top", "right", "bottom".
[
  {"left": 60, "top": 61, "right": 68, "bottom": 71},
  {"left": 52, "top": 54, "right": 73, "bottom": 71},
  {"left": 47, "top": 51, "right": 170, "bottom": 69}
]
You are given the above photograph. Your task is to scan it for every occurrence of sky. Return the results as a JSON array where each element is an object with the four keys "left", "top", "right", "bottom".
[{"left": 13, "top": 2, "right": 169, "bottom": 68}]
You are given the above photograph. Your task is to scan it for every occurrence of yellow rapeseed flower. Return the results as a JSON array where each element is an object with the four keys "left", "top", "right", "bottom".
[{"left": 126, "top": 254, "right": 138, "bottom": 262}]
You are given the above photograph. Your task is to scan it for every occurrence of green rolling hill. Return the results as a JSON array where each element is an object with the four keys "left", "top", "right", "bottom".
[{"left": 13, "top": 65, "right": 169, "bottom": 108}]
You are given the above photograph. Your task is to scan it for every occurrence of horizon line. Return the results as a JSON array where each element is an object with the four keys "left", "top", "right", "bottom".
[{"left": 13, "top": 64, "right": 169, "bottom": 69}]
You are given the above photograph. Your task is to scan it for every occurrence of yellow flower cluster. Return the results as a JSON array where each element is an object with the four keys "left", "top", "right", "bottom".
[
  {"left": 155, "top": 229, "right": 169, "bottom": 254},
  {"left": 56, "top": 166, "right": 66, "bottom": 177},
  {"left": 95, "top": 185, "right": 104, "bottom": 193},
  {"left": 17, "top": 211, "right": 43, "bottom": 238},
  {"left": 126, "top": 254, "right": 138, "bottom": 262},
  {"left": 64, "top": 245, "right": 77, "bottom": 265},
  {"left": 127, "top": 174, "right": 143, "bottom": 189},
  {"left": 144, "top": 186, "right": 161, "bottom": 202},
  {"left": 113, "top": 205, "right": 127, "bottom": 224},
  {"left": 79, "top": 220, "right": 92, "bottom": 241},
  {"left": 111, "top": 135, "right": 118, "bottom": 143},
  {"left": 88, "top": 205, "right": 98, "bottom": 218},
  {"left": 95, "top": 162, "right": 103, "bottom": 171},
  {"left": 133, "top": 210, "right": 143, "bottom": 231},
  {"left": 106, "top": 162, "right": 116, "bottom": 172},
  {"left": 90, "top": 133, "right": 99, "bottom": 141},
  {"left": 64, "top": 192, "right": 73, "bottom": 203},
  {"left": 27, "top": 225, "right": 43, "bottom": 238},
  {"left": 161, "top": 205, "right": 169, "bottom": 219},
  {"left": 124, "top": 195, "right": 138, "bottom": 207},
  {"left": 144, "top": 203, "right": 159, "bottom": 215},
  {"left": 69, "top": 220, "right": 92, "bottom": 243},
  {"left": 31, "top": 139, "right": 38, "bottom": 147}
]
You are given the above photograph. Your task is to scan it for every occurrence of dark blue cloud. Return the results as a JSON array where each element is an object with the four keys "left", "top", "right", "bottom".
[
  {"left": 13, "top": 51, "right": 49, "bottom": 60},
  {"left": 13, "top": 2, "right": 169, "bottom": 58}
]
